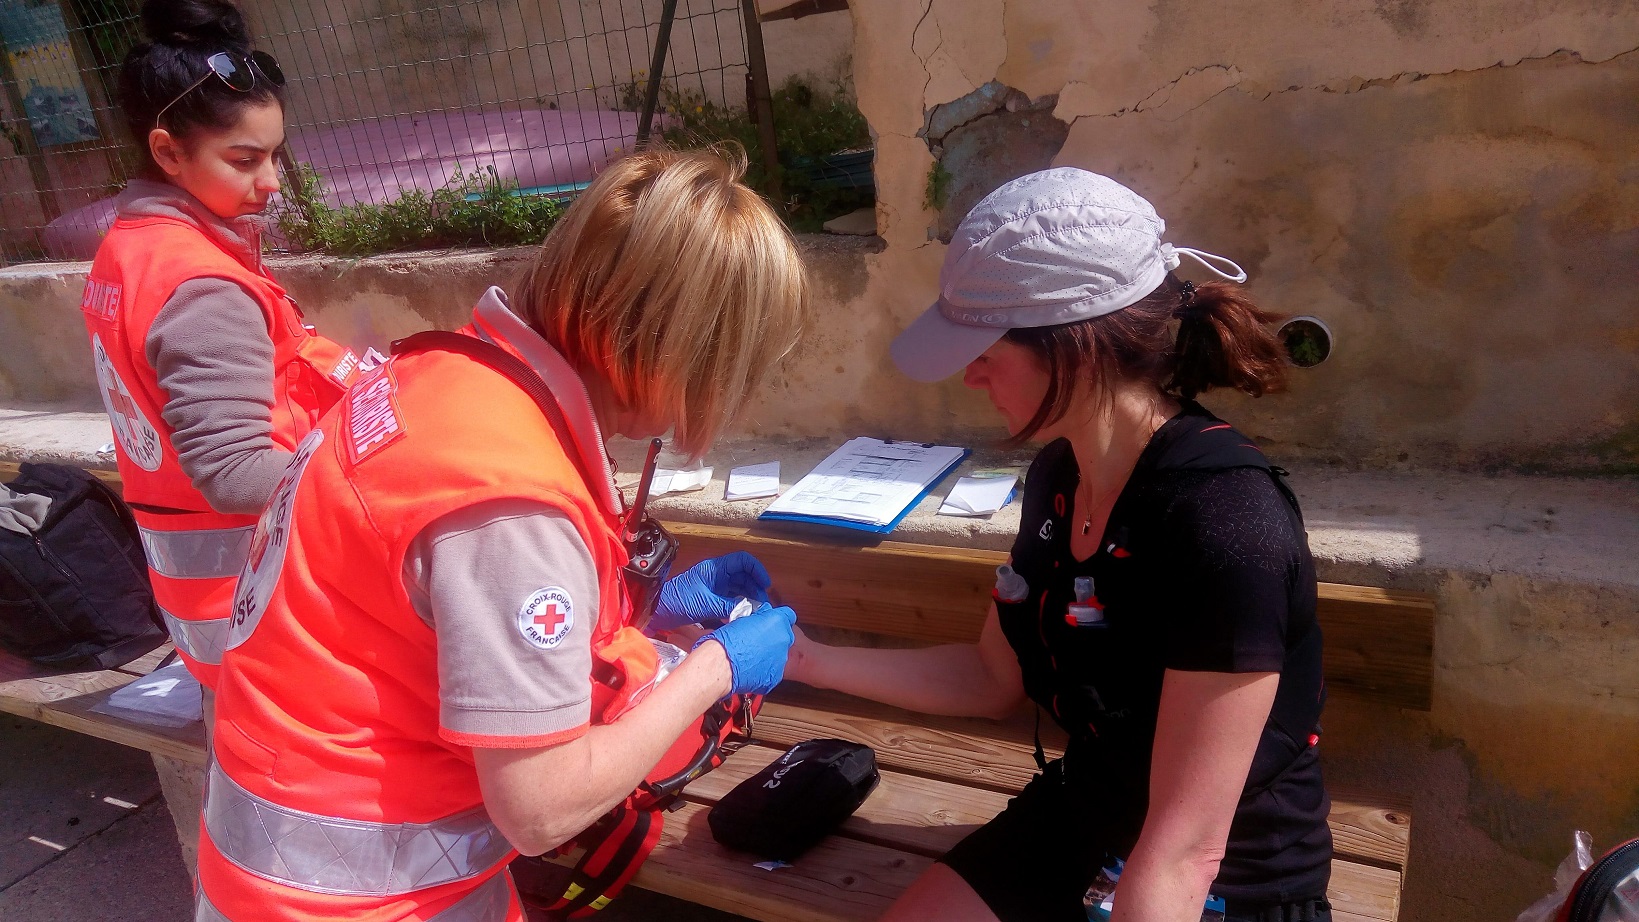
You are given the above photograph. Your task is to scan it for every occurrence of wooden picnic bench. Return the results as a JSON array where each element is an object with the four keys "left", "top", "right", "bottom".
[{"left": 0, "top": 462, "right": 1429, "bottom": 921}]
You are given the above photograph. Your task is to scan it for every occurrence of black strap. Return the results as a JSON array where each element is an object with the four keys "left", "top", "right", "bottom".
[
  {"left": 389, "top": 331, "right": 601, "bottom": 493},
  {"left": 1268, "top": 465, "right": 1304, "bottom": 524},
  {"left": 559, "top": 804, "right": 654, "bottom": 916},
  {"left": 78, "top": 469, "right": 169, "bottom": 636},
  {"left": 1032, "top": 706, "right": 1049, "bottom": 773}
]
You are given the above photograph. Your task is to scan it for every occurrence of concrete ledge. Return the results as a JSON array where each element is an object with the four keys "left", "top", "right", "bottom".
[
  {"left": 0, "top": 407, "right": 112, "bottom": 467},
  {"left": 0, "top": 235, "right": 880, "bottom": 408},
  {"left": 6, "top": 410, "right": 1636, "bottom": 595},
  {"left": 609, "top": 437, "right": 1639, "bottom": 594}
]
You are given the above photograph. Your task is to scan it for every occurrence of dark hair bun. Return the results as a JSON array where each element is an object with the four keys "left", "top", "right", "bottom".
[{"left": 140, "top": 0, "right": 251, "bottom": 48}]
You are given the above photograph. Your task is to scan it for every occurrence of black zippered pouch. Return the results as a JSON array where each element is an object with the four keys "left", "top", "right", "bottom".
[{"left": 707, "top": 738, "right": 879, "bottom": 861}]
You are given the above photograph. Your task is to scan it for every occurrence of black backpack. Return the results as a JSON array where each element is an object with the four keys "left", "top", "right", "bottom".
[
  {"left": 0, "top": 463, "right": 167, "bottom": 670},
  {"left": 708, "top": 739, "right": 880, "bottom": 861}
]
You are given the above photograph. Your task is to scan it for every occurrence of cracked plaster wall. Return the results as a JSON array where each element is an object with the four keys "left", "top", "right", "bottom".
[
  {"left": 750, "top": 3, "right": 1639, "bottom": 921},
  {"left": 752, "top": 0, "right": 1639, "bottom": 476}
]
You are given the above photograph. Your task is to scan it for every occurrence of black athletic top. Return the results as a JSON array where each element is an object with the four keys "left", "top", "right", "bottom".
[{"left": 997, "top": 401, "right": 1333, "bottom": 903}]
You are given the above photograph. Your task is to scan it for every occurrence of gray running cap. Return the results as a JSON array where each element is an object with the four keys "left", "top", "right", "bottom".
[{"left": 890, "top": 167, "right": 1247, "bottom": 383}]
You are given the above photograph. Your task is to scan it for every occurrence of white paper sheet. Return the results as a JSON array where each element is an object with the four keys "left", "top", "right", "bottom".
[
  {"left": 725, "top": 461, "right": 781, "bottom": 501},
  {"left": 89, "top": 661, "right": 202, "bottom": 728},
  {"left": 650, "top": 465, "right": 714, "bottom": 496},
  {"left": 938, "top": 472, "right": 1018, "bottom": 517},
  {"left": 762, "top": 438, "right": 967, "bottom": 527}
]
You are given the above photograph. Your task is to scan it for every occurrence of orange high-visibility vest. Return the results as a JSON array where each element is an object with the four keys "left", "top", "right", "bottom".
[
  {"left": 199, "top": 325, "right": 661, "bottom": 922},
  {"left": 81, "top": 214, "right": 359, "bottom": 687}
]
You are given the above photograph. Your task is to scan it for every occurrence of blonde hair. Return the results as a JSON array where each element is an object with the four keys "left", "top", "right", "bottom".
[{"left": 515, "top": 146, "right": 809, "bottom": 456}]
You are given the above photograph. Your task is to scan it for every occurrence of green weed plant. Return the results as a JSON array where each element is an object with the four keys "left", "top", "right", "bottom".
[
  {"left": 277, "top": 76, "right": 871, "bottom": 254},
  {"left": 656, "top": 77, "right": 873, "bottom": 232},
  {"left": 277, "top": 165, "right": 562, "bottom": 256}
]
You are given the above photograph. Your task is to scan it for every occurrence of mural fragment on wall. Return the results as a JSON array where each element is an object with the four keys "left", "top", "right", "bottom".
[{"left": 0, "top": 0, "right": 99, "bottom": 146}]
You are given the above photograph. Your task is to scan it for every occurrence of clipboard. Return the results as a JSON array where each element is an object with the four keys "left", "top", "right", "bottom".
[{"left": 758, "top": 438, "right": 970, "bottom": 534}]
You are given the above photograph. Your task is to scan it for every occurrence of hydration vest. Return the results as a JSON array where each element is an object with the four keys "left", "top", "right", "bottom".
[{"left": 999, "top": 413, "right": 1325, "bottom": 803}]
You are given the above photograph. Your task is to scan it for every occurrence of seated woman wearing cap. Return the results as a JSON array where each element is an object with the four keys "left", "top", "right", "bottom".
[{"left": 787, "top": 169, "right": 1332, "bottom": 922}]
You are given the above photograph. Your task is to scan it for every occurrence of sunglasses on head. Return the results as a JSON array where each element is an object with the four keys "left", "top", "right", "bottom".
[{"left": 154, "top": 50, "right": 285, "bottom": 131}]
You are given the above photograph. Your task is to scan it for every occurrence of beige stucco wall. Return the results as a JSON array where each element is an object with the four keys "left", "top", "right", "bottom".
[
  {"left": 801, "top": 4, "right": 1639, "bottom": 921},
  {"left": 0, "top": 236, "right": 874, "bottom": 407},
  {"left": 736, "top": 0, "right": 1639, "bottom": 476}
]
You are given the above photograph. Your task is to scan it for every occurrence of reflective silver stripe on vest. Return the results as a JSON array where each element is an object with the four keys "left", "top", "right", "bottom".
[
  {"left": 204, "top": 762, "right": 512, "bottom": 897},
  {"left": 139, "top": 525, "right": 255, "bottom": 580},
  {"left": 193, "top": 889, "right": 230, "bottom": 922},
  {"left": 437, "top": 869, "right": 515, "bottom": 921},
  {"left": 195, "top": 867, "right": 515, "bottom": 921},
  {"left": 159, "top": 606, "right": 229, "bottom": 666}
]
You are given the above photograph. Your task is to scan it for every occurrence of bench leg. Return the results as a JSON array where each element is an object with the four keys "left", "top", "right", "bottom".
[
  {"left": 153, "top": 689, "right": 212, "bottom": 878},
  {"left": 153, "top": 753, "right": 206, "bottom": 878}
]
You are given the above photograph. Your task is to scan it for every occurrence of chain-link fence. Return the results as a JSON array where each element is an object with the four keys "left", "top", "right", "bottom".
[{"left": 0, "top": 0, "right": 769, "bottom": 264}]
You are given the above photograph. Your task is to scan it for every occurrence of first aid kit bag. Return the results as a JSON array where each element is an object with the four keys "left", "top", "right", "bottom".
[
  {"left": 1557, "top": 837, "right": 1639, "bottom": 922},
  {"left": 707, "top": 738, "right": 879, "bottom": 861}
]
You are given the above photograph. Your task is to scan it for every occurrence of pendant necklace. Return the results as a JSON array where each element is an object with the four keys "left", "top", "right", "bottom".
[{"left": 1077, "top": 410, "right": 1169, "bottom": 538}]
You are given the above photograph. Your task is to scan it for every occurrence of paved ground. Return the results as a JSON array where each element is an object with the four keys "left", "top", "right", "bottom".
[
  {"left": 0, "top": 716, "right": 191, "bottom": 921},
  {"left": 0, "top": 717, "right": 743, "bottom": 921}
]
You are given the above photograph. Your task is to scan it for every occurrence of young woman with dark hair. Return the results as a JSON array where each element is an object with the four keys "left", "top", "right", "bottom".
[
  {"left": 84, "top": 0, "right": 360, "bottom": 692},
  {"left": 788, "top": 169, "right": 1334, "bottom": 922}
]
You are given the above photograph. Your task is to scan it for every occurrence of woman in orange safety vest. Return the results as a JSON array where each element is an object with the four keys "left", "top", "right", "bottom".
[
  {"left": 200, "top": 147, "right": 809, "bottom": 921},
  {"left": 83, "top": 0, "right": 359, "bottom": 695}
]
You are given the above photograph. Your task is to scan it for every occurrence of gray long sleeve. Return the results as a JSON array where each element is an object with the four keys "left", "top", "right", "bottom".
[{"left": 145, "top": 277, "right": 292, "bottom": 514}]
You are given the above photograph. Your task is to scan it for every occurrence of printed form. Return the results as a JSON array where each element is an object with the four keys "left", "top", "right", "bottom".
[{"left": 762, "top": 438, "right": 967, "bottom": 527}]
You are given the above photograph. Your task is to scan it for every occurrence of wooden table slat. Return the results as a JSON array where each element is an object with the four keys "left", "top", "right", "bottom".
[
  {"left": 758, "top": 696, "right": 1048, "bottom": 794},
  {"left": 0, "top": 653, "right": 143, "bottom": 718},
  {"left": 34, "top": 690, "right": 207, "bottom": 765},
  {"left": 613, "top": 797, "right": 1402, "bottom": 922},
  {"left": 624, "top": 800, "right": 932, "bottom": 922},
  {"left": 0, "top": 647, "right": 206, "bottom": 763},
  {"left": 117, "top": 645, "right": 174, "bottom": 677},
  {"left": 1327, "top": 860, "right": 1403, "bottom": 921},
  {"left": 684, "top": 743, "right": 1008, "bottom": 858},
  {"left": 692, "top": 741, "right": 1408, "bottom": 872},
  {"left": 668, "top": 521, "right": 1434, "bottom": 710},
  {"left": 1324, "top": 795, "right": 1413, "bottom": 871}
]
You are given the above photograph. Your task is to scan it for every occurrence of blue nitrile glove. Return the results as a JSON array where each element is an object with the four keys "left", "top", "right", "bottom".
[
  {"left": 652, "top": 551, "right": 772, "bottom": 632},
  {"left": 695, "top": 604, "right": 797, "bottom": 697}
]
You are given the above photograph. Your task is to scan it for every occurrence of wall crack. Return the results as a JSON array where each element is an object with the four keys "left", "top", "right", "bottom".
[
  {"left": 1064, "top": 45, "right": 1639, "bottom": 124},
  {"left": 911, "top": 0, "right": 940, "bottom": 110}
]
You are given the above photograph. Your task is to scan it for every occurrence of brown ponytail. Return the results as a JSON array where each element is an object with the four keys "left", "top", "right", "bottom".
[
  {"left": 1000, "top": 272, "right": 1287, "bottom": 444},
  {"left": 1166, "top": 280, "right": 1288, "bottom": 399}
]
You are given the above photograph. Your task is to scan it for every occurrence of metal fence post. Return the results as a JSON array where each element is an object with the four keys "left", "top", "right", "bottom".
[
  {"left": 637, "top": 0, "right": 680, "bottom": 143},
  {"left": 0, "top": 47, "right": 63, "bottom": 228},
  {"left": 739, "top": 0, "right": 782, "bottom": 210}
]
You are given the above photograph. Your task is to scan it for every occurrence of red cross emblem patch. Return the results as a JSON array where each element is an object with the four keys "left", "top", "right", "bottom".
[{"left": 518, "top": 587, "right": 574, "bottom": 649}]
